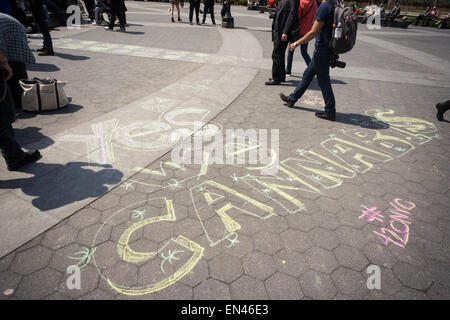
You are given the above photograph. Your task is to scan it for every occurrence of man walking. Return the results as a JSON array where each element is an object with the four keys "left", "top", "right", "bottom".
[
  {"left": 280, "top": 0, "right": 337, "bottom": 121},
  {"left": 202, "top": 0, "right": 216, "bottom": 25},
  {"left": 105, "top": 0, "right": 126, "bottom": 32},
  {"left": 29, "top": 0, "right": 54, "bottom": 56},
  {"left": 0, "top": 51, "right": 41, "bottom": 171},
  {"left": 285, "top": 0, "right": 317, "bottom": 75},
  {"left": 265, "top": 0, "right": 299, "bottom": 85},
  {"left": 0, "top": 13, "right": 35, "bottom": 111},
  {"left": 189, "top": 0, "right": 200, "bottom": 25}
]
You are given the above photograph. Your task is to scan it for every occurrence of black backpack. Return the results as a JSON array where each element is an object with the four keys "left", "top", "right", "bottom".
[{"left": 329, "top": 4, "right": 358, "bottom": 54}]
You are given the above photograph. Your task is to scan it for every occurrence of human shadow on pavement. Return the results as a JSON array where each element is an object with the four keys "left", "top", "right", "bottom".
[
  {"left": 26, "top": 63, "right": 60, "bottom": 72},
  {"left": 16, "top": 104, "right": 83, "bottom": 119},
  {"left": 54, "top": 52, "right": 90, "bottom": 61},
  {"left": 124, "top": 31, "right": 146, "bottom": 35},
  {"left": 283, "top": 105, "right": 390, "bottom": 129},
  {"left": 281, "top": 77, "right": 347, "bottom": 87},
  {"left": 13, "top": 127, "right": 55, "bottom": 149},
  {"left": 0, "top": 162, "right": 123, "bottom": 211}
]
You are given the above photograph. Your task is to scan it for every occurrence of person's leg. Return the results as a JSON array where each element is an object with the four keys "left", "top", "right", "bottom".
[
  {"left": 31, "top": 1, "right": 54, "bottom": 54},
  {"left": 117, "top": 7, "right": 126, "bottom": 29},
  {"left": 287, "top": 54, "right": 316, "bottom": 103},
  {"left": 195, "top": 1, "right": 200, "bottom": 23},
  {"left": 210, "top": 3, "right": 215, "bottom": 24},
  {"left": 176, "top": 3, "right": 181, "bottom": 21},
  {"left": 42, "top": 0, "right": 66, "bottom": 26},
  {"left": 300, "top": 41, "right": 311, "bottom": 65},
  {"left": 108, "top": 7, "right": 116, "bottom": 29},
  {"left": 7, "top": 61, "right": 28, "bottom": 111},
  {"left": 286, "top": 44, "right": 294, "bottom": 74},
  {"left": 271, "top": 39, "right": 288, "bottom": 82},
  {"left": 202, "top": 3, "right": 207, "bottom": 23},
  {"left": 189, "top": 1, "right": 194, "bottom": 23},
  {"left": 315, "top": 51, "right": 336, "bottom": 115}
]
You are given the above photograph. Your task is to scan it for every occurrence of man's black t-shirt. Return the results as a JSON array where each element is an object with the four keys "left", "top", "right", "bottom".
[{"left": 315, "top": 0, "right": 336, "bottom": 51}]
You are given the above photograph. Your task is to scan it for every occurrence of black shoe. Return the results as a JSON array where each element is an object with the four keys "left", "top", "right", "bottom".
[
  {"left": 190, "top": 22, "right": 193, "bottom": 25},
  {"left": 196, "top": 21, "right": 200, "bottom": 25},
  {"left": 265, "top": 79, "right": 281, "bottom": 86},
  {"left": 171, "top": 17, "right": 175, "bottom": 23},
  {"left": 36, "top": 47, "right": 47, "bottom": 52},
  {"left": 436, "top": 101, "right": 450, "bottom": 121},
  {"left": 279, "top": 93, "right": 295, "bottom": 107},
  {"left": 38, "top": 50, "right": 54, "bottom": 56},
  {"left": 315, "top": 112, "right": 336, "bottom": 121},
  {"left": 7, "top": 150, "right": 41, "bottom": 171},
  {"left": 285, "top": 70, "right": 291, "bottom": 75},
  {"left": 178, "top": 17, "right": 182, "bottom": 22}
]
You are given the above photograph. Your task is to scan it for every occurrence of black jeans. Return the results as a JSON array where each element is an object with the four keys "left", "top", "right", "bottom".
[
  {"left": 189, "top": 0, "right": 200, "bottom": 23},
  {"left": 109, "top": 1, "right": 126, "bottom": 29},
  {"left": 30, "top": 0, "right": 53, "bottom": 51},
  {"left": 287, "top": 49, "right": 336, "bottom": 114},
  {"left": 202, "top": 1, "right": 215, "bottom": 24},
  {"left": 0, "top": 83, "right": 25, "bottom": 167},
  {"left": 221, "top": 2, "right": 231, "bottom": 18},
  {"left": 7, "top": 61, "right": 28, "bottom": 110},
  {"left": 83, "top": 0, "right": 95, "bottom": 21},
  {"left": 271, "top": 37, "right": 289, "bottom": 82}
]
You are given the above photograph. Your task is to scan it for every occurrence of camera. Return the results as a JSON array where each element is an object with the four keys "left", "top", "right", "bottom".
[{"left": 330, "top": 55, "right": 346, "bottom": 68}]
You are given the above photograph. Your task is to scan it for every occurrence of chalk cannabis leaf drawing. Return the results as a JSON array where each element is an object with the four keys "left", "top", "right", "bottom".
[
  {"left": 131, "top": 209, "right": 146, "bottom": 221},
  {"left": 67, "top": 247, "right": 97, "bottom": 269},
  {"left": 160, "top": 249, "right": 184, "bottom": 274}
]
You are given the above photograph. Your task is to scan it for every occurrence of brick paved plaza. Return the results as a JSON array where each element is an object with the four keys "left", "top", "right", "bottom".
[{"left": 0, "top": 1, "right": 449, "bottom": 300}]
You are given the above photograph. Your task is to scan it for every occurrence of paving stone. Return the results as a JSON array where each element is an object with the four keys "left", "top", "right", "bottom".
[
  {"left": 304, "top": 247, "right": 339, "bottom": 274},
  {"left": 81, "top": 288, "right": 116, "bottom": 300},
  {"left": 0, "top": 253, "right": 15, "bottom": 273},
  {"left": 363, "top": 242, "right": 397, "bottom": 269},
  {"left": 221, "top": 234, "right": 254, "bottom": 258},
  {"left": 273, "top": 248, "right": 308, "bottom": 278},
  {"left": 77, "top": 223, "right": 112, "bottom": 247},
  {"left": 68, "top": 207, "right": 101, "bottom": 229},
  {"left": 299, "top": 270, "right": 338, "bottom": 300},
  {"left": 10, "top": 246, "right": 53, "bottom": 275},
  {"left": 58, "top": 265, "right": 100, "bottom": 298},
  {"left": 14, "top": 269, "right": 63, "bottom": 299},
  {"left": 179, "top": 260, "right": 209, "bottom": 287},
  {"left": 392, "top": 262, "right": 433, "bottom": 291},
  {"left": 280, "top": 229, "right": 312, "bottom": 253},
  {"left": 243, "top": 251, "right": 276, "bottom": 281},
  {"left": 230, "top": 275, "right": 268, "bottom": 300},
  {"left": 333, "top": 244, "right": 369, "bottom": 272},
  {"left": 331, "top": 267, "right": 368, "bottom": 298},
  {"left": 252, "top": 231, "right": 284, "bottom": 255},
  {"left": 41, "top": 224, "right": 79, "bottom": 250},
  {"left": 265, "top": 272, "right": 303, "bottom": 300},
  {"left": 209, "top": 253, "right": 243, "bottom": 284},
  {"left": 193, "top": 278, "right": 231, "bottom": 300},
  {"left": 0, "top": 271, "right": 22, "bottom": 300},
  {"left": 307, "top": 227, "right": 341, "bottom": 251},
  {"left": 336, "top": 226, "right": 369, "bottom": 249}
]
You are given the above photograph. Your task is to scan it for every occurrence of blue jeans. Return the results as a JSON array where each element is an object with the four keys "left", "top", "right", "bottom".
[
  {"left": 286, "top": 35, "right": 311, "bottom": 73},
  {"left": 288, "top": 49, "right": 336, "bottom": 114}
]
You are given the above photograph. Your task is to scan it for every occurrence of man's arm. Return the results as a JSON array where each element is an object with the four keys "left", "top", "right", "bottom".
[
  {"left": 0, "top": 52, "right": 13, "bottom": 81},
  {"left": 290, "top": 20, "right": 325, "bottom": 50},
  {"left": 281, "top": 0, "right": 300, "bottom": 41}
]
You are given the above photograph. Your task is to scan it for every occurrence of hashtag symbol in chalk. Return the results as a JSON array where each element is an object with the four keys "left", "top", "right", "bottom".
[{"left": 359, "top": 205, "right": 384, "bottom": 223}]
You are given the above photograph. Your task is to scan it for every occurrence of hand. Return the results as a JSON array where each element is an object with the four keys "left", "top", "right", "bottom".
[
  {"left": 289, "top": 42, "right": 296, "bottom": 52},
  {"left": 0, "top": 62, "right": 13, "bottom": 81},
  {"left": 281, "top": 33, "right": 288, "bottom": 42}
]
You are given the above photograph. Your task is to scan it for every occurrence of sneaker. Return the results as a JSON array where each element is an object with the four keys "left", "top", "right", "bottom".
[
  {"left": 92, "top": 21, "right": 97, "bottom": 25},
  {"left": 104, "top": 26, "right": 113, "bottom": 31},
  {"left": 117, "top": 27, "right": 126, "bottom": 32},
  {"left": 7, "top": 150, "right": 41, "bottom": 171},
  {"left": 279, "top": 93, "right": 295, "bottom": 107},
  {"left": 315, "top": 112, "right": 336, "bottom": 121}
]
